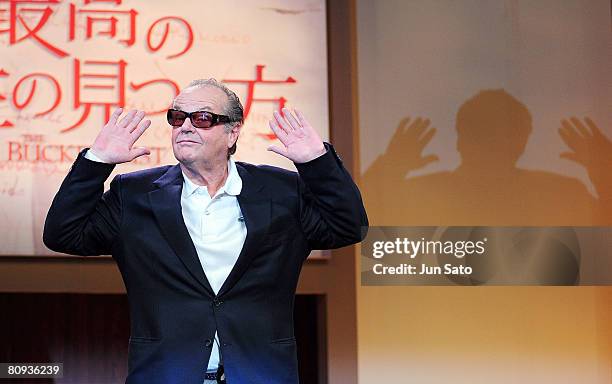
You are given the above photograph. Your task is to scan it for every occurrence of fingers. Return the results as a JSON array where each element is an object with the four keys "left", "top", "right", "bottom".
[
  {"left": 294, "top": 109, "right": 310, "bottom": 128},
  {"left": 569, "top": 117, "right": 591, "bottom": 138},
  {"left": 419, "top": 126, "right": 436, "bottom": 147},
  {"left": 267, "top": 144, "right": 289, "bottom": 158},
  {"left": 560, "top": 119, "right": 593, "bottom": 153},
  {"left": 130, "top": 119, "right": 152, "bottom": 143},
  {"left": 396, "top": 117, "right": 433, "bottom": 143},
  {"left": 411, "top": 118, "right": 431, "bottom": 138},
  {"left": 398, "top": 117, "right": 411, "bottom": 131},
  {"left": 269, "top": 108, "right": 321, "bottom": 154},
  {"left": 584, "top": 117, "right": 606, "bottom": 140},
  {"left": 558, "top": 126, "right": 572, "bottom": 145},
  {"left": 562, "top": 117, "right": 608, "bottom": 144},
  {"left": 400, "top": 117, "right": 430, "bottom": 137},
  {"left": 108, "top": 108, "right": 123, "bottom": 126},
  {"left": 282, "top": 108, "right": 302, "bottom": 132},
  {"left": 560, "top": 120, "right": 582, "bottom": 146},
  {"left": 584, "top": 117, "right": 598, "bottom": 132},
  {"left": 112, "top": 109, "right": 149, "bottom": 139},
  {"left": 420, "top": 154, "right": 439, "bottom": 167},
  {"left": 126, "top": 111, "right": 146, "bottom": 133},
  {"left": 117, "top": 109, "right": 138, "bottom": 128},
  {"left": 268, "top": 119, "right": 289, "bottom": 144},
  {"left": 129, "top": 146, "right": 151, "bottom": 160},
  {"left": 560, "top": 119, "right": 573, "bottom": 134},
  {"left": 392, "top": 117, "right": 411, "bottom": 140},
  {"left": 273, "top": 110, "right": 294, "bottom": 135},
  {"left": 559, "top": 121, "right": 586, "bottom": 164}
]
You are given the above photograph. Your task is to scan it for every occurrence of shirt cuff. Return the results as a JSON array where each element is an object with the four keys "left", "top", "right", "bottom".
[{"left": 84, "top": 149, "right": 109, "bottom": 163}]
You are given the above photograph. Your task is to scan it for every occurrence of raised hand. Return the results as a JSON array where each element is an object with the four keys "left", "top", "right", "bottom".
[
  {"left": 267, "top": 108, "right": 326, "bottom": 163},
  {"left": 387, "top": 117, "right": 439, "bottom": 173},
  {"left": 559, "top": 117, "right": 612, "bottom": 169},
  {"left": 90, "top": 108, "right": 152, "bottom": 164},
  {"left": 559, "top": 117, "right": 612, "bottom": 212}
]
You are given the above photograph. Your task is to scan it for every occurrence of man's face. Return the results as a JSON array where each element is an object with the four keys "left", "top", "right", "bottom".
[{"left": 171, "top": 86, "right": 239, "bottom": 167}]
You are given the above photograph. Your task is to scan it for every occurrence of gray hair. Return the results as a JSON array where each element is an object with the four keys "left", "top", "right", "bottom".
[{"left": 185, "top": 78, "right": 244, "bottom": 157}]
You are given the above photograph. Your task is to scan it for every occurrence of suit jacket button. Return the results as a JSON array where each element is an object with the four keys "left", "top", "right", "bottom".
[
  {"left": 204, "top": 339, "right": 213, "bottom": 348},
  {"left": 213, "top": 298, "right": 223, "bottom": 307}
]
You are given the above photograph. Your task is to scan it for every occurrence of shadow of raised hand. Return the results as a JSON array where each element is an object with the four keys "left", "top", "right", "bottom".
[
  {"left": 360, "top": 116, "right": 439, "bottom": 225},
  {"left": 559, "top": 117, "right": 612, "bottom": 220},
  {"left": 383, "top": 117, "right": 439, "bottom": 178},
  {"left": 559, "top": 117, "right": 612, "bottom": 168}
]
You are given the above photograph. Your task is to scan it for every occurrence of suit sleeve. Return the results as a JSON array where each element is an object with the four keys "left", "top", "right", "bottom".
[
  {"left": 43, "top": 149, "right": 121, "bottom": 256},
  {"left": 294, "top": 142, "right": 369, "bottom": 250}
]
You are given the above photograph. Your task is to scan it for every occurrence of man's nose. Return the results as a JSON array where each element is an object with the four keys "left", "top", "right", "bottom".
[{"left": 180, "top": 117, "right": 195, "bottom": 132}]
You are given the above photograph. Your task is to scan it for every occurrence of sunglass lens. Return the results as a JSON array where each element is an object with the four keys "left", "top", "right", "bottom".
[
  {"left": 191, "top": 112, "right": 213, "bottom": 128},
  {"left": 167, "top": 110, "right": 186, "bottom": 126}
]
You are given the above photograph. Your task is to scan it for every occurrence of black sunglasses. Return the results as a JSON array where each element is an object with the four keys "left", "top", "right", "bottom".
[{"left": 167, "top": 108, "right": 234, "bottom": 129}]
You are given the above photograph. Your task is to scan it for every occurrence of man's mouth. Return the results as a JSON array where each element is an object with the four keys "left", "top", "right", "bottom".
[{"left": 177, "top": 140, "right": 200, "bottom": 144}]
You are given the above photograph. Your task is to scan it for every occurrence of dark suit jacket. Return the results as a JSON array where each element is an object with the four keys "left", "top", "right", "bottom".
[{"left": 43, "top": 143, "right": 368, "bottom": 384}]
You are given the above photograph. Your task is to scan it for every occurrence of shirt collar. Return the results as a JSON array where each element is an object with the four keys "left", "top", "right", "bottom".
[{"left": 182, "top": 158, "right": 243, "bottom": 197}]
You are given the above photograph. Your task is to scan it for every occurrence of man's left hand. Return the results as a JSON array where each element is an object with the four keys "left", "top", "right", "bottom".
[{"left": 268, "top": 108, "right": 326, "bottom": 163}]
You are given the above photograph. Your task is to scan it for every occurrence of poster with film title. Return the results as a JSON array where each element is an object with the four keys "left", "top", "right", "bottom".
[{"left": 0, "top": 0, "right": 328, "bottom": 255}]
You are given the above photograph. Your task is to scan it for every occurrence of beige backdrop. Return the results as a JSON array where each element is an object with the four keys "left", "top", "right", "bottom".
[{"left": 357, "top": 0, "right": 612, "bottom": 382}]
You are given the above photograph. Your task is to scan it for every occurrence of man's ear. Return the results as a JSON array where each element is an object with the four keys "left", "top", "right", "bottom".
[{"left": 228, "top": 123, "right": 241, "bottom": 147}]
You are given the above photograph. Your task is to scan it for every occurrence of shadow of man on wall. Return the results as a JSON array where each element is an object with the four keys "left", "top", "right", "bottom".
[{"left": 362, "top": 89, "right": 612, "bottom": 226}]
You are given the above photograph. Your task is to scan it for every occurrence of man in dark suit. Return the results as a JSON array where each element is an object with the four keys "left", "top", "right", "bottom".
[{"left": 43, "top": 79, "right": 368, "bottom": 384}]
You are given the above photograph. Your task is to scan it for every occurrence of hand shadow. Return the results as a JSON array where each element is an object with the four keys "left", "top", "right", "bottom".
[
  {"left": 384, "top": 117, "right": 439, "bottom": 177},
  {"left": 362, "top": 89, "right": 603, "bottom": 226},
  {"left": 360, "top": 117, "right": 439, "bottom": 219},
  {"left": 559, "top": 117, "right": 612, "bottom": 205}
]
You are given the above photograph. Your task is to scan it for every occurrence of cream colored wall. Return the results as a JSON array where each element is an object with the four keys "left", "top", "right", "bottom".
[
  {"left": 356, "top": 1, "right": 612, "bottom": 383},
  {"left": 357, "top": 286, "right": 611, "bottom": 383}
]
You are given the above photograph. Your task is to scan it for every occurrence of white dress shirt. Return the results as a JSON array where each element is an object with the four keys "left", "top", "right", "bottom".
[
  {"left": 84, "top": 150, "right": 246, "bottom": 373},
  {"left": 180, "top": 159, "right": 246, "bottom": 372}
]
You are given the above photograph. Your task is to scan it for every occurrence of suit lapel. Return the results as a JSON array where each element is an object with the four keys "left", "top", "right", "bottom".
[
  {"left": 218, "top": 163, "right": 270, "bottom": 298},
  {"left": 148, "top": 165, "right": 215, "bottom": 297}
]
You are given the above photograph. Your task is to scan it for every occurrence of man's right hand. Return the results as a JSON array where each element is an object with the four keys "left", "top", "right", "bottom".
[{"left": 89, "top": 108, "right": 152, "bottom": 164}]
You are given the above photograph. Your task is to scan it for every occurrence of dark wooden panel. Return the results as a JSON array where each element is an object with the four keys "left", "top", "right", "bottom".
[
  {"left": 0, "top": 294, "right": 129, "bottom": 383},
  {"left": 0, "top": 293, "right": 320, "bottom": 384}
]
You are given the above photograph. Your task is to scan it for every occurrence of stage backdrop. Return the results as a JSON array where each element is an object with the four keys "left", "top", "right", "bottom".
[
  {"left": 0, "top": 0, "right": 329, "bottom": 256},
  {"left": 357, "top": 0, "right": 611, "bottom": 383}
]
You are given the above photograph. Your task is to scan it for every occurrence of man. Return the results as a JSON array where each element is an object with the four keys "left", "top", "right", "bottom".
[{"left": 43, "top": 79, "right": 368, "bottom": 384}]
